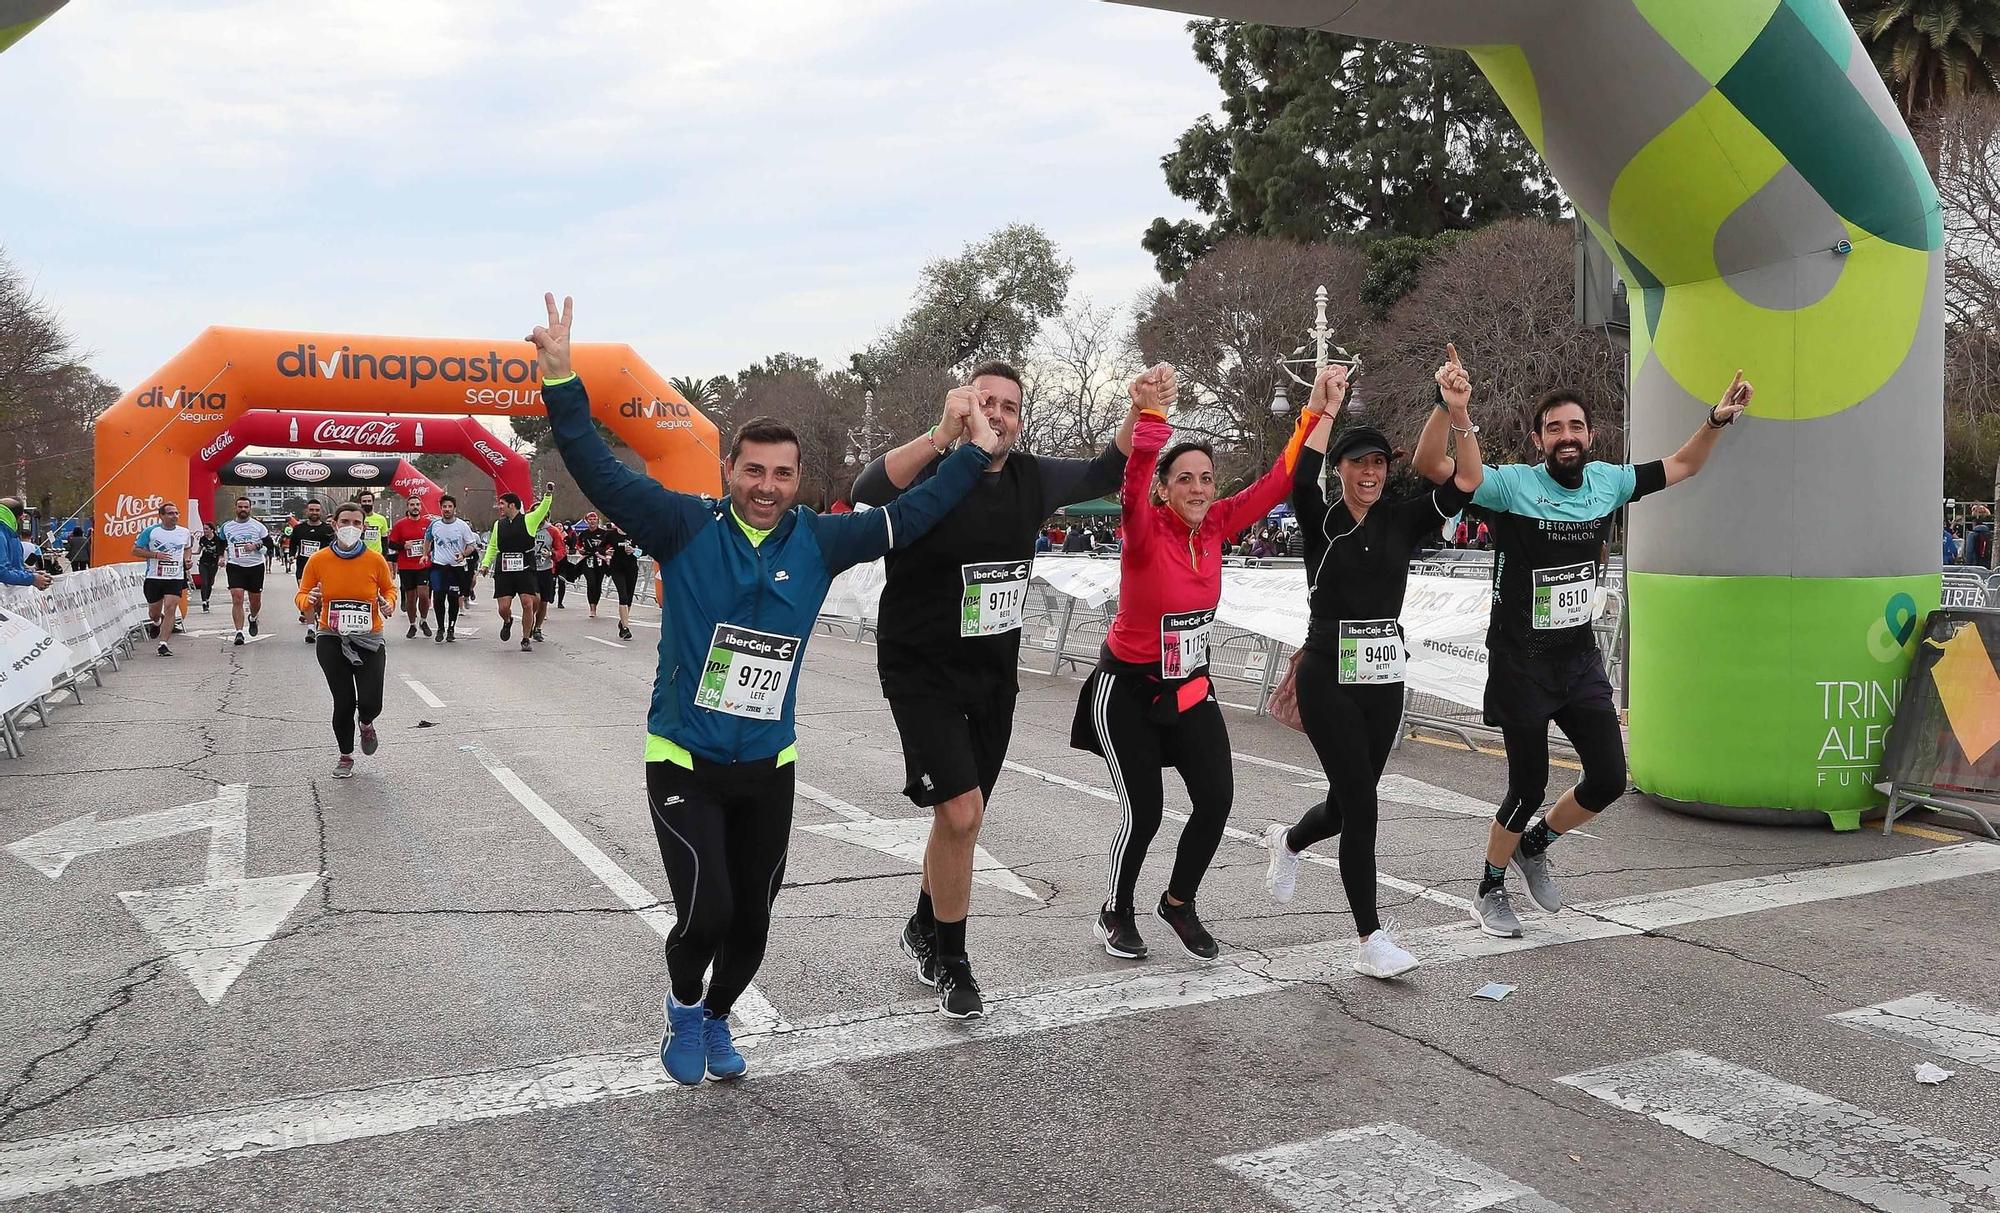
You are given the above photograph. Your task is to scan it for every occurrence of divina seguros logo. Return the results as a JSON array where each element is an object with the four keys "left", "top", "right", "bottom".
[{"left": 137, "top": 384, "right": 227, "bottom": 410}]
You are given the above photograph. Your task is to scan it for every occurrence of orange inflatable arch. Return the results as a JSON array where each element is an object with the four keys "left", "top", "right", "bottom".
[{"left": 93, "top": 327, "right": 721, "bottom": 552}]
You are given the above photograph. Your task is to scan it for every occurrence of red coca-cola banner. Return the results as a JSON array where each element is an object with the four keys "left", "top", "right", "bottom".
[{"left": 190, "top": 410, "right": 533, "bottom": 515}]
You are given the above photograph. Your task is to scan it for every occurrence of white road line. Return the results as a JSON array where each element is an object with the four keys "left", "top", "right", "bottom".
[
  {"left": 1002, "top": 760, "right": 1471, "bottom": 912},
  {"left": 1830, "top": 992, "right": 2000, "bottom": 1074},
  {"left": 1234, "top": 752, "right": 1599, "bottom": 838},
  {"left": 1579, "top": 843, "right": 2000, "bottom": 931},
  {"left": 402, "top": 679, "right": 445, "bottom": 710},
  {"left": 2, "top": 846, "right": 1993, "bottom": 1201},
  {"left": 794, "top": 781, "right": 1042, "bottom": 902},
  {"left": 584, "top": 636, "right": 626, "bottom": 649},
  {"left": 1216, "top": 1122, "right": 1575, "bottom": 1213},
  {"left": 469, "top": 753, "right": 785, "bottom": 1034},
  {"left": 1558, "top": 1050, "right": 2000, "bottom": 1212}
]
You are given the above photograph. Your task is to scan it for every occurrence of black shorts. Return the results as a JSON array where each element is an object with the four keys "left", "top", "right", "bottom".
[
  {"left": 491, "top": 569, "right": 540, "bottom": 599},
  {"left": 225, "top": 563, "right": 265, "bottom": 593},
  {"left": 398, "top": 567, "right": 430, "bottom": 593},
  {"left": 143, "top": 577, "right": 186, "bottom": 604},
  {"left": 537, "top": 569, "right": 557, "bottom": 599},
  {"left": 1482, "top": 644, "right": 1615, "bottom": 730},
  {"left": 887, "top": 692, "right": 1019, "bottom": 807}
]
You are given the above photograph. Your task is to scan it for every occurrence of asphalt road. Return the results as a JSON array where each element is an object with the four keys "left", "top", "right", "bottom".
[{"left": 2, "top": 583, "right": 1998, "bottom": 1212}]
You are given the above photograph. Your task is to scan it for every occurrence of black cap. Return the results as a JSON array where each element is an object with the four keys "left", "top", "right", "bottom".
[{"left": 1329, "top": 425, "right": 1392, "bottom": 463}]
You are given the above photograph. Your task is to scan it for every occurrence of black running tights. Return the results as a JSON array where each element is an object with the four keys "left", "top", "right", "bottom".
[
  {"left": 313, "top": 635, "right": 384, "bottom": 755},
  {"left": 1495, "top": 704, "right": 1627, "bottom": 832},
  {"left": 1284, "top": 652, "right": 1404, "bottom": 937},
  {"left": 646, "top": 757, "right": 794, "bottom": 1018},
  {"left": 1091, "top": 670, "right": 1234, "bottom": 914}
]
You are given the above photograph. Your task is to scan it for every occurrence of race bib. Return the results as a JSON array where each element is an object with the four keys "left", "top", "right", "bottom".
[
  {"left": 152, "top": 556, "right": 183, "bottom": 580},
  {"left": 404, "top": 540, "right": 426, "bottom": 559},
  {"left": 959, "top": 560, "right": 1031, "bottom": 637},
  {"left": 695, "top": 624, "right": 800, "bottom": 721},
  {"left": 1532, "top": 561, "right": 1596, "bottom": 630},
  {"left": 231, "top": 540, "right": 260, "bottom": 560},
  {"left": 500, "top": 552, "right": 526, "bottom": 573},
  {"left": 297, "top": 541, "right": 321, "bottom": 558},
  {"left": 329, "top": 598, "right": 372, "bottom": 636},
  {"left": 1338, "top": 618, "right": 1406, "bottom": 685},
  {"left": 1160, "top": 608, "right": 1214, "bottom": 679},
  {"left": 363, "top": 525, "right": 381, "bottom": 544}
]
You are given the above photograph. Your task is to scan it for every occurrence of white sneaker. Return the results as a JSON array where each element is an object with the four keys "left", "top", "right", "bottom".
[
  {"left": 1262, "top": 822, "right": 1302, "bottom": 903},
  {"left": 1354, "top": 919, "right": 1419, "bottom": 979}
]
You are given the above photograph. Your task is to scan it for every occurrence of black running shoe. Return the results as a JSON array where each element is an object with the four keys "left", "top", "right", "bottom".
[
  {"left": 500, "top": 618, "right": 513, "bottom": 642},
  {"left": 146, "top": 622, "right": 158, "bottom": 639},
  {"left": 433, "top": 630, "right": 444, "bottom": 644},
  {"left": 233, "top": 632, "right": 244, "bottom": 646},
  {"left": 520, "top": 637, "right": 532, "bottom": 652},
  {"left": 899, "top": 916, "right": 938, "bottom": 987},
  {"left": 406, "top": 623, "right": 417, "bottom": 638},
  {"left": 1156, "top": 895, "right": 1219, "bottom": 960},
  {"left": 1093, "top": 906, "right": 1147, "bottom": 960},
  {"left": 248, "top": 617, "right": 259, "bottom": 637},
  {"left": 619, "top": 625, "right": 633, "bottom": 640},
  {"left": 531, "top": 628, "right": 545, "bottom": 642},
  {"left": 419, "top": 620, "right": 432, "bottom": 637},
  {"left": 936, "top": 958, "right": 985, "bottom": 1020},
  {"left": 157, "top": 643, "right": 173, "bottom": 657},
  {"left": 445, "top": 626, "right": 455, "bottom": 643}
]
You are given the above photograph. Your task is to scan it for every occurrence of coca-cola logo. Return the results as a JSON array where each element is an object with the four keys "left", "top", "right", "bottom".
[
  {"left": 472, "top": 439, "right": 508, "bottom": 469},
  {"left": 349, "top": 463, "right": 381, "bottom": 480},
  {"left": 200, "top": 430, "right": 236, "bottom": 463},
  {"left": 102, "top": 493, "right": 166, "bottom": 539},
  {"left": 286, "top": 461, "right": 331, "bottom": 483},
  {"left": 231, "top": 462, "right": 268, "bottom": 480},
  {"left": 312, "top": 419, "right": 401, "bottom": 448}
]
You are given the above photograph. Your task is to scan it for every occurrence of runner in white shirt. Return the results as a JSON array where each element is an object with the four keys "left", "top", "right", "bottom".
[
  {"left": 423, "top": 494, "right": 482, "bottom": 644},
  {"left": 219, "top": 496, "right": 271, "bottom": 646},
  {"left": 131, "top": 502, "right": 193, "bottom": 657}
]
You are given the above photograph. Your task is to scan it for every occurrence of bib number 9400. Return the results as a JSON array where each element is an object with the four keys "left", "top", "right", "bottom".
[
  {"left": 694, "top": 624, "right": 802, "bottom": 721},
  {"left": 1338, "top": 618, "right": 1405, "bottom": 685}
]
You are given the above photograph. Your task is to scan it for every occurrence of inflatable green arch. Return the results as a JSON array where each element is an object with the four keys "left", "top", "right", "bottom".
[{"left": 1120, "top": 0, "right": 1943, "bottom": 827}]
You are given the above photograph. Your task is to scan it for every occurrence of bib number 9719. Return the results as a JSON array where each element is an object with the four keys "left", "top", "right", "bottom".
[{"left": 959, "top": 561, "right": 1031, "bottom": 637}]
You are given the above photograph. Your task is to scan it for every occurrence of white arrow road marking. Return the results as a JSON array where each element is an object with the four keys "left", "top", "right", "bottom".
[
  {"left": 1234, "top": 751, "right": 1598, "bottom": 838},
  {"left": 470, "top": 753, "right": 787, "bottom": 1034},
  {"left": 1216, "top": 1122, "right": 1576, "bottom": 1212},
  {"left": 1001, "top": 760, "right": 1470, "bottom": 912},
  {"left": 1830, "top": 992, "right": 2000, "bottom": 1074},
  {"left": 402, "top": 679, "right": 445, "bottom": 709},
  {"left": 4, "top": 842, "right": 1997, "bottom": 1201},
  {"left": 794, "top": 782, "right": 1043, "bottom": 903},
  {"left": 5, "top": 786, "right": 321, "bottom": 1005}
]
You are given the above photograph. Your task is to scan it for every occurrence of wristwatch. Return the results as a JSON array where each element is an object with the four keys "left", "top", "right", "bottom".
[{"left": 1450, "top": 421, "right": 1480, "bottom": 437}]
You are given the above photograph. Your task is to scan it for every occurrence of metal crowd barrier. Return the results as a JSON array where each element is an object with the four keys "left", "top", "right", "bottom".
[{"left": 1941, "top": 567, "right": 1995, "bottom": 609}]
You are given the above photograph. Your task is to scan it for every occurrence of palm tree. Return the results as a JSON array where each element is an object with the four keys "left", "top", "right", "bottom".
[
  {"left": 1849, "top": 0, "right": 2000, "bottom": 118},
  {"left": 666, "top": 374, "right": 727, "bottom": 411}
]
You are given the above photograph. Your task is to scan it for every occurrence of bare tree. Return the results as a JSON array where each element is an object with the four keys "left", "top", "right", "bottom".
[
  {"left": 1133, "top": 237, "right": 1370, "bottom": 484},
  {"left": 1021, "top": 301, "right": 1140, "bottom": 457},
  {"left": 1929, "top": 95, "right": 2000, "bottom": 417},
  {"left": 1363, "top": 219, "right": 1625, "bottom": 462}
]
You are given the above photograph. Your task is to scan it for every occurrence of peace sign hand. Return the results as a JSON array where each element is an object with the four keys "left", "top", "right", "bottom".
[
  {"left": 527, "top": 293, "right": 575, "bottom": 382},
  {"left": 1713, "top": 370, "right": 1754, "bottom": 424},
  {"left": 1434, "top": 343, "right": 1472, "bottom": 413}
]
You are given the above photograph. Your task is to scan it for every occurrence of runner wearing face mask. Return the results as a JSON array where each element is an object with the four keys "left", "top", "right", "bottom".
[
  {"left": 1261, "top": 352, "right": 1478, "bottom": 980},
  {"left": 1071, "top": 366, "right": 1315, "bottom": 961},
  {"left": 296, "top": 501, "right": 397, "bottom": 779}
]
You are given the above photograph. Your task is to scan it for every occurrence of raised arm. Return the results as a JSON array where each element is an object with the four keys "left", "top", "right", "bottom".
[
  {"left": 1413, "top": 344, "right": 1484, "bottom": 493},
  {"left": 525, "top": 485, "right": 555, "bottom": 532},
  {"left": 527, "top": 294, "right": 709, "bottom": 562},
  {"left": 853, "top": 389, "right": 970, "bottom": 503},
  {"left": 817, "top": 408, "right": 997, "bottom": 572},
  {"left": 1210, "top": 403, "right": 1319, "bottom": 540},
  {"left": 1119, "top": 366, "right": 1179, "bottom": 550},
  {"left": 1660, "top": 371, "right": 1754, "bottom": 487}
]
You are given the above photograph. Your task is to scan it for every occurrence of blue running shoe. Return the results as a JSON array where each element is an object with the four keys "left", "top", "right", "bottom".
[
  {"left": 703, "top": 1013, "right": 747, "bottom": 1082},
  {"left": 660, "top": 995, "right": 707, "bottom": 1087}
]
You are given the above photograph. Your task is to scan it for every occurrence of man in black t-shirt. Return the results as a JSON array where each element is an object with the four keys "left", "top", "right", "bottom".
[
  {"left": 290, "top": 500, "right": 337, "bottom": 642},
  {"left": 854, "top": 361, "right": 1137, "bottom": 1019}
]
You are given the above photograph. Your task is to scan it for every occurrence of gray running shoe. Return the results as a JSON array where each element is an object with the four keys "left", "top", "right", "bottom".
[
  {"left": 1510, "top": 851, "right": 1564, "bottom": 914},
  {"left": 1471, "top": 885, "right": 1523, "bottom": 938}
]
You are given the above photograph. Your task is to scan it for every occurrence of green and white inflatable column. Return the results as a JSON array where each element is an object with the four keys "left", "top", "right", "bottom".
[
  {"left": 1122, "top": 0, "right": 1943, "bottom": 827},
  {"left": 0, "top": 1, "right": 67, "bottom": 54}
]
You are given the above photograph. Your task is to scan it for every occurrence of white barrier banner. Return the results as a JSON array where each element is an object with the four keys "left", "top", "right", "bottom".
[
  {"left": 821, "top": 556, "right": 1494, "bottom": 710},
  {"left": 0, "top": 564, "right": 147, "bottom": 675},
  {"left": 0, "top": 604, "right": 69, "bottom": 716}
]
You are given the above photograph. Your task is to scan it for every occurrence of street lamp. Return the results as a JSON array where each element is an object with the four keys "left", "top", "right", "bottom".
[
  {"left": 1275, "top": 284, "right": 1362, "bottom": 412},
  {"left": 847, "top": 389, "right": 889, "bottom": 465}
]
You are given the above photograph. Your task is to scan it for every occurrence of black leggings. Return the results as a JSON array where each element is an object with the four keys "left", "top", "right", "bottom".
[
  {"left": 428, "top": 567, "right": 463, "bottom": 632},
  {"left": 198, "top": 562, "right": 219, "bottom": 607},
  {"left": 609, "top": 563, "right": 638, "bottom": 606},
  {"left": 1284, "top": 652, "right": 1404, "bottom": 937},
  {"left": 1496, "top": 703, "right": 1627, "bottom": 832},
  {"left": 1091, "top": 670, "right": 1234, "bottom": 914},
  {"left": 646, "top": 757, "right": 794, "bottom": 1018},
  {"left": 313, "top": 635, "right": 385, "bottom": 755},
  {"left": 584, "top": 565, "right": 605, "bottom": 607}
]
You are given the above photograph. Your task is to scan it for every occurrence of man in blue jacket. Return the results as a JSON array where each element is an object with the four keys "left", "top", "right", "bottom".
[
  {"left": 0, "top": 498, "right": 52, "bottom": 591},
  {"left": 529, "top": 294, "right": 999, "bottom": 1087}
]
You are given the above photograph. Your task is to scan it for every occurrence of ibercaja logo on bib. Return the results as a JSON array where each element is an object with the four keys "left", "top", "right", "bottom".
[{"left": 276, "top": 343, "right": 542, "bottom": 409}]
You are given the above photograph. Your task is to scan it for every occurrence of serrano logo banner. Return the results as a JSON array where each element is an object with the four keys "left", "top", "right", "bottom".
[{"left": 286, "top": 461, "right": 331, "bottom": 483}]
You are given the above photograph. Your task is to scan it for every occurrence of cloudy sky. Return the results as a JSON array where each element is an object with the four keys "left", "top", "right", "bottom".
[{"left": 0, "top": 0, "right": 1221, "bottom": 393}]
